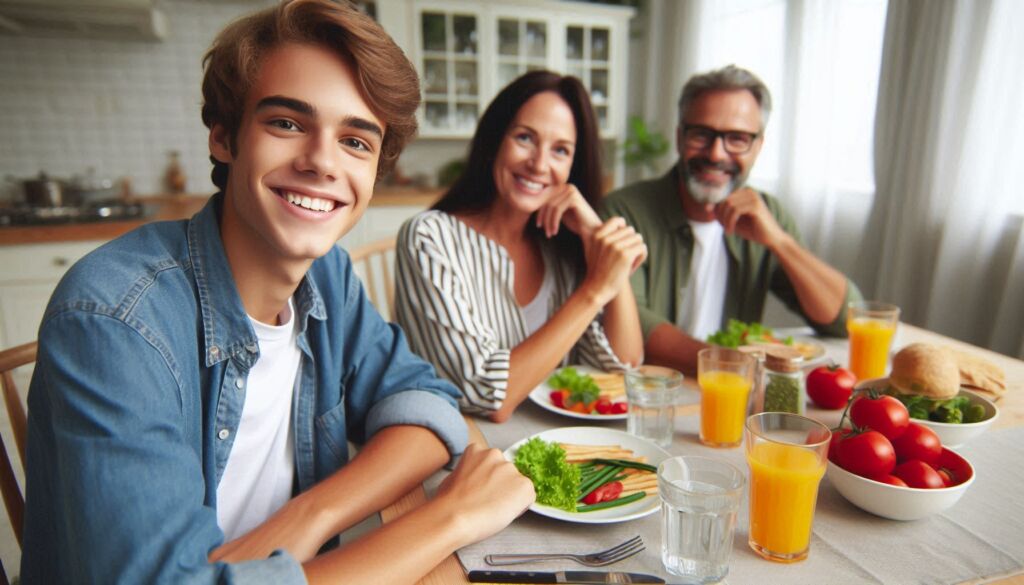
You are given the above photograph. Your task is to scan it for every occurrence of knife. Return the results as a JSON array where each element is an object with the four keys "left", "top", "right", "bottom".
[{"left": 468, "top": 569, "right": 665, "bottom": 584}]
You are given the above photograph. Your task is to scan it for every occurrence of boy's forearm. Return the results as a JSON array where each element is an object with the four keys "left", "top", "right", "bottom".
[{"left": 212, "top": 424, "right": 450, "bottom": 563}]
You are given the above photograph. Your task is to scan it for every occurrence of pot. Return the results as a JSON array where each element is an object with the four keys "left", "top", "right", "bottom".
[{"left": 9, "top": 172, "right": 79, "bottom": 208}]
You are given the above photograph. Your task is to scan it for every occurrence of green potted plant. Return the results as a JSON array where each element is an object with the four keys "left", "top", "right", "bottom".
[{"left": 621, "top": 116, "right": 670, "bottom": 178}]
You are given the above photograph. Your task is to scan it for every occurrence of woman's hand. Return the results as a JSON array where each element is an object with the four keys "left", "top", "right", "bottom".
[
  {"left": 581, "top": 217, "right": 648, "bottom": 306},
  {"left": 433, "top": 443, "right": 535, "bottom": 546},
  {"left": 535, "top": 184, "right": 602, "bottom": 238}
]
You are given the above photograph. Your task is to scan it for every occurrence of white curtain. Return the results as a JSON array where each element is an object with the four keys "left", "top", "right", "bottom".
[{"left": 858, "top": 0, "right": 1024, "bottom": 358}]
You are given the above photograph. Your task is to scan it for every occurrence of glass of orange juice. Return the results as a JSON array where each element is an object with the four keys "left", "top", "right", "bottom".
[
  {"left": 847, "top": 301, "right": 900, "bottom": 380},
  {"left": 745, "top": 412, "right": 831, "bottom": 563},
  {"left": 698, "top": 348, "right": 755, "bottom": 448}
]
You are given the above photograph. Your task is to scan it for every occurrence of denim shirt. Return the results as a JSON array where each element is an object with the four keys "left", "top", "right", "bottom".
[{"left": 21, "top": 194, "right": 468, "bottom": 584}]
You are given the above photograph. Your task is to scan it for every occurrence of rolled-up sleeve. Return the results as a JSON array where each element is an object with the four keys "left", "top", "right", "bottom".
[{"left": 365, "top": 390, "right": 468, "bottom": 458}]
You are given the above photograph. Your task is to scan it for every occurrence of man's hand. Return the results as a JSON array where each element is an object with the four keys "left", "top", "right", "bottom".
[
  {"left": 535, "top": 184, "right": 603, "bottom": 239},
  {"left": 714, "top": 187, "right": 788, "bottom": 249},
  {"left": 434, "top": 443, "right": 535, "bottom": 545}
]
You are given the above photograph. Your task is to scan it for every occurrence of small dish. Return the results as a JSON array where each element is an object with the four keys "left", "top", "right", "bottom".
[
  {"left": 504, "top": 426, "right": 670, "bottom": 524},
  {"left": 828, "top": 447, "right": 974, "bottom": 521},
  {"left": 528, "top": 365, "right": 628, "bottom": 421}
]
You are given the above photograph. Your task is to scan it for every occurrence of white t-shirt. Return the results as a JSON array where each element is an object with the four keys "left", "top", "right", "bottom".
[
  {"left": 520, "top": 266, "right": 555, "bottom": 336},
  {"left": 216, "top": 299, "right": 300, "bottom": 541},
  {"left": 677, "top": 220, "right": 728, "bottom": 341}
]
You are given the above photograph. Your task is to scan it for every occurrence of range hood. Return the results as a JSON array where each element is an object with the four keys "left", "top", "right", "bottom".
[{"left": 0, "top": 0, "right": 167, "bottom": 41}]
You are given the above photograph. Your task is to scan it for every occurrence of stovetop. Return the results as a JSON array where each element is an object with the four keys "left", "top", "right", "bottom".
[{"left": 0, "top": 199, "right": 150, "bottom": 227}]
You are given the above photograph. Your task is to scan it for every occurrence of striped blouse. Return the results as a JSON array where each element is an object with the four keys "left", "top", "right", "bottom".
[{"left": 395, "top": 210, "right": 628, "bottom": 415}]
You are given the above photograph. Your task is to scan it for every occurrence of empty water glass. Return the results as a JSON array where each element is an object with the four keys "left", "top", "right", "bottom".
[
  {"left": 625, "top": 366, "right": 684, "bottom": 447},
  {"left": 658, "top": 456, "right": 744, "bottom": 584}
]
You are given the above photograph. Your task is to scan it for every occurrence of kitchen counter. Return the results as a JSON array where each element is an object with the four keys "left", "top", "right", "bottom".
[{"left": 0, "top": 186, "right": 444, "bottom": 246}]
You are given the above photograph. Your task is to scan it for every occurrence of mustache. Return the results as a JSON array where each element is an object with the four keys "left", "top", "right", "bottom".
[{"left": 685, "top": 157, "right": 740, "bottom": 175}]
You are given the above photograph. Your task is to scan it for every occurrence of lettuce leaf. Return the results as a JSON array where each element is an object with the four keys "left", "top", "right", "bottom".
[
  {"left": 513, "top": 438, "right": 580, "bottom": 512},
  {"left": 547, "top": 367, "right": 600, "bottom": 405}
]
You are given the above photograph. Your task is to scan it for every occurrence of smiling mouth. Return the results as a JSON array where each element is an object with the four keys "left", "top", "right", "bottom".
[
  {"left": 514, "top": 174, "right": 545, "bottom": 192},
  {"left": 274, "top": 189, "right": 338, "bottom": 213}
]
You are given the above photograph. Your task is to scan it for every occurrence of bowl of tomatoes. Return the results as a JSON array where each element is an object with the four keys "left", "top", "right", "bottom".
[
  {"left": 855, "top": 378, "right": 999, "bottom": 448},
  {"left": 828, "top": 447, "right": 974, "bottom": 521},
  {"left": 827, "top": 386, "right": 976, "bottom": 520}
]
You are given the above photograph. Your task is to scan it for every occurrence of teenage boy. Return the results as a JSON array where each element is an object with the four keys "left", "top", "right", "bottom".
[{"left": 21, "top": 1, "right": 534, "bottom": 583}]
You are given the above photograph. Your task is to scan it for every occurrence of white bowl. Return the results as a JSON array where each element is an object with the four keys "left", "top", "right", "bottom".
[
  {"left": 827, "top": 448, "right": 975, "bottom": 520},
  {"left": 855, "top": 379, "right": 999, "bottom": 448}
]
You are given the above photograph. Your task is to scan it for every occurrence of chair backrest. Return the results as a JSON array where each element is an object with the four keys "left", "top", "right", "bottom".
[
  {"left": 348, "top": 237, "right": 397, "bottom": 321},
  {"left": 0, "top": 340, "right": 33, "bottom": 583}
]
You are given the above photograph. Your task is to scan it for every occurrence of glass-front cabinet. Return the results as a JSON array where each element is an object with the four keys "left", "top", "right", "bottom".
[{"left": 383, "top": 1, "right": 634, "bottom": 138}]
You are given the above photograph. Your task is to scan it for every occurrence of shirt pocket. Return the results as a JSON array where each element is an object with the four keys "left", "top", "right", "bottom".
[{"left": 314, "top": 400, "right": 349, "bottom": 466}]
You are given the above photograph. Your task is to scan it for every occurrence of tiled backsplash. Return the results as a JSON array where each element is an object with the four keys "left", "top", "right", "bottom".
[{"left": 0, "top": 1, "right": 280, "bottom": 200}]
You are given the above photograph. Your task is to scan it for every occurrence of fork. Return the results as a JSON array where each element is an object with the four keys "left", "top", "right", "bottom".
[{"left": 484, "top": 535, "right": 645, "bottom": 567}]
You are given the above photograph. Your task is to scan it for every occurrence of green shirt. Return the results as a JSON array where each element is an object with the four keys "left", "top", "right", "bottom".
[{"left": 601, "top": 166, "right": 861, "bottom": 340}]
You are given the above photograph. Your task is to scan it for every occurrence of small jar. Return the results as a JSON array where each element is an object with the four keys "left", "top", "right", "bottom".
[{"left": 763, "top": 346, "right": 806, "bottom": 415}]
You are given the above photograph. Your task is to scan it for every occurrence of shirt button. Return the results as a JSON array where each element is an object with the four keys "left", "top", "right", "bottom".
[
  {"left": 218, "top": 428, "right": 230, "bottom": 440},
  {"left": 235, "top": 378, "right": 244, "bottom": 389}
]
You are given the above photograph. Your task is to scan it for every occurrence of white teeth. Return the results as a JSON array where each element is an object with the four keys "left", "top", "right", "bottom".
[
  {"left": 516, "top": 176, "right": 543, "bottom": 190},
  {"left": 282, "top": 190, "right": 336, "bottom": 212}
]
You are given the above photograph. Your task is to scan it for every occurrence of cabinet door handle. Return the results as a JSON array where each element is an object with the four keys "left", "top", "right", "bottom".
[{"left": 53, "top": 257, "right": 69, "bottom": 267}]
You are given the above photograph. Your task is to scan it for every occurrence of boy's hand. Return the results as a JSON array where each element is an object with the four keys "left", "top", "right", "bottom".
[{"left": 434, "top": 443, "right": 535, "bottom": 546}]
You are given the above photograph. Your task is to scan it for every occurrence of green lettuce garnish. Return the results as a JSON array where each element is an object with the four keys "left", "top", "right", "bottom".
[
  {"left": 547, "top": 367, "right": 600, "bottom": 405},
  {"left": 706, "top": 319, "right": 793, "bottom": 348},
  {"left": 513, "top": 438, "right": 581, "bottom": 512}
]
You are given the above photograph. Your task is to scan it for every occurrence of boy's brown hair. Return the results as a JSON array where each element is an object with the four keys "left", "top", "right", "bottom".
[{"left": 201, "top": 0, "right": 420, "bottom": 189}]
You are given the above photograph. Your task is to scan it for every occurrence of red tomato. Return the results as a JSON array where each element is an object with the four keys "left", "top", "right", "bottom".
[
  {"left": 837, "top": 430, "right": 896, "bottom": 478},
  {"left": 873, "top": 474, "right": 909, "bottom": 488},
  {"left": 893, "top": 460, "right": 946, "bottom": 489},
  {"left": 594, "top": 398, "right": 613, "bottom": 415},
  {"left": 891, "top": 422, "right": 942, "bottom": 464},
  {"left": 610, "top": 402, "right": 628, "bottom": 415},
  {"left": 849, "top": 394, "right": 909, "bottom": 440},
  {"left": 582, "top": 481, "right": 623, "bottom": 504},
  {"left": 550, "top": 389, "right": 569, "bottom": 408},
  {"left": 807, "top": 365, "right": 857, "bottom": 409},
  {"left": 935, "top": 468, "right": 953, "bottom": 487},
  {"left": 828, "top": 428, "right": 852, "bottom": 464}
]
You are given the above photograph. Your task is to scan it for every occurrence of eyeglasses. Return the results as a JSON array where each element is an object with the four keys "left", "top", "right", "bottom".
[{"left": 681, "top": 124, "right": 760, "bottom": 154}]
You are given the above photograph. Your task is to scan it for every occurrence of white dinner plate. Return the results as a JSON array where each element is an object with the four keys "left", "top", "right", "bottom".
[
  {"left": 504, "top": 426, "right": 670, "bottom": 524},
  {"left": 528, "top": 365, "right": 628, "bottom": 421}
]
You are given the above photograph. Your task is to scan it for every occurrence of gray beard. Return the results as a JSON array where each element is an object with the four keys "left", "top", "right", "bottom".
[{"left": 686, "top": 174, "right": 736, "bottom": 205}]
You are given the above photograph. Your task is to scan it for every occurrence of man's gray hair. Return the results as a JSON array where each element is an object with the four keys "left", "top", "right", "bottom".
[{"left": 678, "top": 65, "right": 772, "bottom": 130}]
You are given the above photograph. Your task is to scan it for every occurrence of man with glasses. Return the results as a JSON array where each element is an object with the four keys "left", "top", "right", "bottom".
[{"left": 602, "top": 65, "right": 861, "bottom": 374}]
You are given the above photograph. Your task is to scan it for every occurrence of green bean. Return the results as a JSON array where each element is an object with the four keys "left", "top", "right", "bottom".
[
  {"left": 591, "top": 458, "right": 658, "bottom": 473},
  {"left": 576, "top": 492, "right": 646, "bottom": 512},
  {"left": 577, "top": 466, "right": 620, "bottom": 501}
]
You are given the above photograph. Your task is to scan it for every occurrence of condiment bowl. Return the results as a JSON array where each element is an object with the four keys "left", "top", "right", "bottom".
[
  {"left": 855, "top": 379, "right": 998, "bottom": 448},
  {"left": 827, "top": 447, "right": 974, "bottom": 521}
]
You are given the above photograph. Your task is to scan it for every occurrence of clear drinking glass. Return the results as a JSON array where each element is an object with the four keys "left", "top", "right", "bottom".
[
  {"left": 745, "top": 412, "right": 831, "bottom": 563},
  {"left": 698, "top": 348, "right": 756, "bottom": 448},
  {"left": 625, "top": 366, "right": 684, "bottom": 448},
  {"left": 658, "top": 456, "right": 744, "bottom": 583},
  {"left": 846, "top": 300, "right": 900, "bottom": 381}
]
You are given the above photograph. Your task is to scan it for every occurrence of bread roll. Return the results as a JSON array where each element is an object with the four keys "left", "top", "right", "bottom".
[{"left": 889, "top": 343, "right": 960, "bottom": 400}]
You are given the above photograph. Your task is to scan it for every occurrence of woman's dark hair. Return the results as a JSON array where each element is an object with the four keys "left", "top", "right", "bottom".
[{"left": 433, "top": 70, "right": 602, "bottom": 260}]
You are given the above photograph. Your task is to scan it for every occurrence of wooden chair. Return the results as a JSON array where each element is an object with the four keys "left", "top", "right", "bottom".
[
  {"left": 349, "top": 238, "right": 397, "bottom": 321},
  {"left": 0, "top": 340, "right": 34, "bottom": 584}
]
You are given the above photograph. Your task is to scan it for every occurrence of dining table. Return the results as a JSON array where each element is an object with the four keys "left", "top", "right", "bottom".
[{"left": 379, "top": 323, "right": 1024, "bottom": 585}]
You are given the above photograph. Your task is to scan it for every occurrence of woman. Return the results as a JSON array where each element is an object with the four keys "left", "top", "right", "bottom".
[{"left": 395, "top": 71, "right": 646, "bottom": 423}]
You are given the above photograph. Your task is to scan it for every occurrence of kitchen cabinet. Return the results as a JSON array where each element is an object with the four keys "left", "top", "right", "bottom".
[{"left": 377, "top": 0, "right": 634, "bottom": 139}]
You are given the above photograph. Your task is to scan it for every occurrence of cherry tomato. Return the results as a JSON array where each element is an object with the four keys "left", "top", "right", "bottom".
[
  {"left": 610, "top": 402, "right": 628, "bottom": 415},
  {"left": 807, "top": 365, "right": 857, "bottom": 409},
  {"left": 828, "top": 428, "right": 852, "bottom": 464},
  {"left": 837, "top": 430, "right": 896, "bottom": 478},
  {"left": 891, "top": 422, "right": 942, "bottom": 465},
  {"left": 893, "top": 460, "right": 946, "bottom": 489},
  {"left": 550, "top": 389, "right": 569, "bottom": 408},
  {"left": 594, "top": 398, "right": 613, "bottom": 415},
  {"left": 582, "top": 481, "right": 623, "bottom": 505},
  {"left": 935, "top": 468, "right": 953, "bottom": 487},
  {"left": 873, "top": 474, "right": 909, "bottom": 488},
  {"left": 850, "top": 394, "right": 909, "bottom": 440}
]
